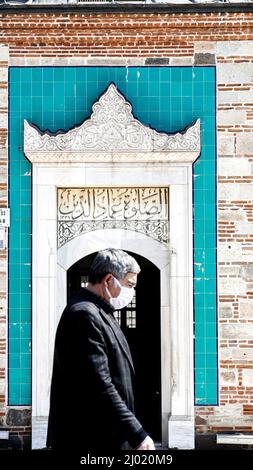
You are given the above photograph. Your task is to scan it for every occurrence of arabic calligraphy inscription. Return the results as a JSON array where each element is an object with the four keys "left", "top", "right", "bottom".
[{"left": 57, "top": 187, "right": 169, "bottom": 247}]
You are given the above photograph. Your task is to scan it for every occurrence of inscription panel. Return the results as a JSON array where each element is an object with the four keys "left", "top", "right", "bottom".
[{"left": 57, "top": 187, "right": 169, "bottom": 247}]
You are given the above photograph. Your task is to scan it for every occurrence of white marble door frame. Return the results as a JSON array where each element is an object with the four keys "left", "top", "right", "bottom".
[{"left": 31, "top": 161, "right": 195, "bottom": 449}]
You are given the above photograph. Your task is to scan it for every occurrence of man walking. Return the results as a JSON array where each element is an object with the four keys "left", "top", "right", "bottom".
[{"left": 46, "top": 248, "right": 155, "bottom": 452}]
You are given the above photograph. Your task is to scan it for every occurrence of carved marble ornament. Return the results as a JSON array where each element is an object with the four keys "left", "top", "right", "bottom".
[{"left": 24, "top": 83, "right": 200, "bottom": 163}]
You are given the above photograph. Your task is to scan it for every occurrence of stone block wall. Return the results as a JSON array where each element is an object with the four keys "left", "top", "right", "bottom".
[
  {"left": 0, "top": 4, "right": 253, "bottom": 445},
  {"left": 0, "top": 44, "right": 8, "bottom": 427},
  {"left": 196, "top": 39, "right": 253, "bottom": 434}
]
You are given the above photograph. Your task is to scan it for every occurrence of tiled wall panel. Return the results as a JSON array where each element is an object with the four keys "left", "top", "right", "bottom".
[{"left": 8, "top": 66, "right": 217, "bottom": 405}]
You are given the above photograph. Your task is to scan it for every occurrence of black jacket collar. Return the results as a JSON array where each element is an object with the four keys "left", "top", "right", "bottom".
[{"left": 79, "top": 287, "right": 115, "bottom": 315}]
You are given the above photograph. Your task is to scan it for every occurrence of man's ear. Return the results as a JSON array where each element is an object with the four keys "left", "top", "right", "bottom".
[{"left": 103, "top": 273, "right": 113, "bottom": 284}]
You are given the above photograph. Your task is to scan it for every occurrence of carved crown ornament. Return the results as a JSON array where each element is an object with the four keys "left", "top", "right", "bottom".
[{"left": 24, "top": 83, "right": 200, "bottom": 164}]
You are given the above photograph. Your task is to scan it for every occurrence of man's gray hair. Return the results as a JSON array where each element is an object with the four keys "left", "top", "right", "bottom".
[{"left": 88, "top": 248, "right": 140, "bottom": 284}]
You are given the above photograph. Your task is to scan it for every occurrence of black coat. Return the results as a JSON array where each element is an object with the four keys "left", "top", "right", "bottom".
[{"left": 46, "top": 287, "right": 147, "bottom": 451}]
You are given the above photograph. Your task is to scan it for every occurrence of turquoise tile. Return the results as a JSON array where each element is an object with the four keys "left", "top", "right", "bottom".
[
  {"left": 20, "top": 293, "right": 31, "bottom": 309},
  {"left": 194, "top": 219, "right": 204, "bottom": 234},
  {"left": 204, "top": 190, "right": 216, "bottom": 205},
  {"left": 205, "top": 292, "right": 217, "bottom": 309},
  {"left": 20, "top": 279, "right": 31, "bottom": 292},
  {"left": 183, "top": 97, "right": 193, "bottom": 112},
  {"left": 160, "top": 82, "right": 170, "bottom": 97},
  {"left": 10, "top": 338, "right": 21, "bottom": 354},
  {"left": 9, "top": 292, "right": 21, "bottom": 307},
  {"left": 65, "top": 67, "right": 76, "bottom": 82},
  {"left": 195, "top": 369, "right": 206, "bottom": 382},
  {"left": 9, "top": 281, "right": 21, "bottom": 294},
  {"left": 32, "top": 97, "right": 43, "bottom": 111},
  {"left": 10, "top": 97, "right": 21, "bottom": 113},
  {"left": 21, "top": 338, "right": 31, "bottom": 354},
  {"left": 9, "top": 232, "right": 20, "bottom": 250},
  {"left": 20, "top": 323, "right": 31, "bottom": 339},
  {"left": 42, "top": 82, "right": 53, "bottom": 97},
  {"left": 206, "top": 338, "right": 217, "bottom": 353},
  {"left": 206, "top": 210, "right": 217, "bottom": 227},
  {"left": 20, "top": 190, "right": 31, "bottom": 205},
  {"left": 182, "top": 82, "right": 193, "bottom": 97},
  {"left": 206, "top": 369, "right": 218, "bottom": 383},
  {"left": 21, "top": 219, "right": 31, "bottom": 234},
  {"left": 11, "top": 205, "right": 21, "bottom": 219},
  {"left": 194, "top": 232, "right": 206, "bottom": 249},
  {"left": 204, "top": 67, "right": 216, "bottom": 81},
  {"left": 10, "top": 81, "right": 21, "bottom": 96},
  {"left": 10, "top": 68, "right": 21, "bottom": 82},
  {"left": 20, "top": 96, "right": 32, "bottom": 112},
  {"left": 206, "top": 322, "right": 217, "bottom": 338},
  {"left": 148, "top": 67, "right": 160, "bottom": 81},
  {"left": 21, "top": 68, "right": 32, "bottom": 81},
  {"left": 205, "top": 308, "right": 217, "bottom": 322},
  {"left": 195, "top": 354, "right": 206, "bottom": 368},
  {"left": 194, "top": 279, "right": 205, "bottom": 294},
  {"left": 194, "top": 307, "right": 205, "bottom": 323},
  {"left": 194, "top": 293, "right": 205, "bottom": 309},
  {"left": 43, "top": 96, "right": 54, "bottom": 111},
  {"left": 9, "top": 308, "right": 20, "bottom": 323},
  {"left": 195, "top": 383, "right": 205, "bottom": 400},
  {"left": 21, "top": 263, "right": 31, "bottom": 278},
  {"left": 9, "top": 384, "right": 21, "bottom": 405},
  {"left": 195, "top": 337, "right": 205, "bottom": 354},
  {"left": 194, "top": 67, "right": 204, "bottom": 81},
  {"left": 43, "top": 67, "right": 54, "bottom": 80},
  {"left": 10, "top": 163, "right": 21, "bottom": 177},
  {"left": 20, "top": 249, "right": 31, "bottom": 264},
  {"left": 20, "top": 384, "right": 31, "bottom": 404},
  {"left": 160, "top": 68, "right": 171, "bottom": 81},
  {"left": 20, "top": 354, "right": 31, "bottom": 369},
  {"left": 194, "top": 204, "right": 204, "bottom": 220},
  {"left": 195, "top": 323, "right": 205, "bottom": 338},
  {"left": 9, "top": 323, "right": 20, "bottom": 340},
  {"left": 150, "top": 83, "right": 161, "bottom": 99},
  {"left": 20, "top": 369, "right": 31, "bottom": 383},
  {"left": 55, "top": 81, "right": 65, "bottom": 98},
  {"left": 206, "top": 353, "right": 217, "bottom": 369},
  {"left": 9, "top": 250, "right": 21, "bottom": 265},
  {"left": 20, "top": 175, "right": 31, "bottom": 191},
  {"left": 171, "top": 82, "right": 182, "bottom": 97},
  {"left": 76, "top": 67, "right": 87, "bottom": 81},
  {"left": 20, "top": 234, "right": 31, "bottom": 250},
  {"left": 20, "top": 309, "right": 31, "bottom": 323},
  {"left": 20, "top": 205, "right": 31, "bottom": 219},
  {"left": 31, "top": 67, "right": 42, "bottom": 84},
  {"left": 11, "top": 175, "right": 21, "bottom": 189},
  {"left": 9, "top": 353, "right": 21, "bottom": 368},
  {"left": 9, "top": 369, "right": 21, "bottom": 383},
  {"left": 21, "top": 82, "right": 31, "bottom": 97},
  {"left": 205, "top": 279, "right": 216, "bottom": 294}
]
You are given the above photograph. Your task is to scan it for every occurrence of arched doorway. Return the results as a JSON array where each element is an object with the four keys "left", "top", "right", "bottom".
[{"left": 67, "top": 251, "right": 161, "bottom": 443}]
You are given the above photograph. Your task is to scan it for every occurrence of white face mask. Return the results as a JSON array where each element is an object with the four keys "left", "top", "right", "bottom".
[{"left": 106, "top": 276, "right": 135, "bottom": 310}]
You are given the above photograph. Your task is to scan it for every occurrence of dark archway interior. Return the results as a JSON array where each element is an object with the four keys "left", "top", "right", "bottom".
[{"left": 67, "top": 250, "right": 161, "bottom": 442}]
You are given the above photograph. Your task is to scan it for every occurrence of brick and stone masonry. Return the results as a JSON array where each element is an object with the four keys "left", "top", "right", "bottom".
[{"left": 0, "top": 3, "right": 253, "bottom": 447}]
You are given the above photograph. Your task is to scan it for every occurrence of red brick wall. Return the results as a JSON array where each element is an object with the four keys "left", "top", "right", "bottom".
[{"left": 0, "top": 12, "right": 253, "bottom": 57}]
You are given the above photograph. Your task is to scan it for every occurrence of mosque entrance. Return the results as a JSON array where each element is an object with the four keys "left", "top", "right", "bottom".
[
  {"left": 67, "top": 251, "right": 162, "bottom": 443},
  {"left": 27, "top": 82, "right": 197, "bottom": 449}
]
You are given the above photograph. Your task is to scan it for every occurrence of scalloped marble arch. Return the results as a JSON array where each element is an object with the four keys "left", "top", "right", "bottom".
[{"left": 24, "top": 83, "right": 200, "bottom": 163}]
